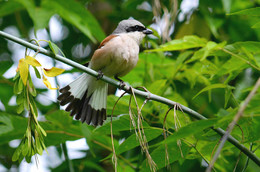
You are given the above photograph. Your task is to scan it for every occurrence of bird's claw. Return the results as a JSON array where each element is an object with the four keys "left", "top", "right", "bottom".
[
  {"left": 115, "top": 76, "right": 126, "bottom": 89},
  {"left": 119, "top": 80, "right": 126, "bottom": 89},
  {"left": 97, "top": 70, "right": 104, "bottom": 80}
]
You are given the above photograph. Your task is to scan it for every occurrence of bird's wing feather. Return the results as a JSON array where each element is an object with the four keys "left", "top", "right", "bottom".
[
  {"left": 90, "top": 34, "right": 119, "bottom": 71},
  {"left": 98, "top": 34, "right": 118, "bottom": 48}
]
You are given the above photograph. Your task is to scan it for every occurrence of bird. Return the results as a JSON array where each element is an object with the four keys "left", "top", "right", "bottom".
[{"left": 57, "top": 19, "right": 153, "bottom": 126}]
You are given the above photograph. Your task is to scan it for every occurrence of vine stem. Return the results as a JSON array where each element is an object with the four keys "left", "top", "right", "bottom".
[{"left": 0, "top": 30, "right": 259, "bottom": 166}]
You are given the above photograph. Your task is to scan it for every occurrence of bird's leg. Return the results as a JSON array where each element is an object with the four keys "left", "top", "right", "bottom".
[
  {"left": 97, "top": 70, "right": 104, "bottom": 80},
  {"left": 115, "top": 76, "right": 126, "bottom": 89}
]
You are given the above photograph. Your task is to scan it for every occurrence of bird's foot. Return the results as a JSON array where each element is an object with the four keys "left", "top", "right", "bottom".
[
  {"left": 115, "top": 76, "right": 126, "bottom": 89},
  {"left": 97, "top": 70, "right": 104, "bottom": 80}
]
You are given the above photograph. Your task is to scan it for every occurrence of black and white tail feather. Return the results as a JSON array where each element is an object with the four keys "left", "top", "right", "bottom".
[{"left": 58, "top": 73, "right": 108, "bottom": 126}]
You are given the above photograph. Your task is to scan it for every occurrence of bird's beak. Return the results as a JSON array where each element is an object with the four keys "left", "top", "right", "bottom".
[{"left": 143, "top": 29, "right": 153, "bottom": 35}]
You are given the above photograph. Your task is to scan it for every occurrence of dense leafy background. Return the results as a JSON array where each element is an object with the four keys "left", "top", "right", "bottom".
[{"left": 0, "top": 0, "right": 260, "bottom": 171}]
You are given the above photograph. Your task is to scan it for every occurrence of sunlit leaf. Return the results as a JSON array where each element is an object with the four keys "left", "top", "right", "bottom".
[
  {"left": 146, "top": 35, "right": 207, "bottom": 52},
  {"left": 17, "top": 58, "right": 29, "bottom": 85},
  {"left": 42, "top": 75, "right": 58, "bottom": 90},
  {"left": 43, "top": 67, "right": 65, "bottom": 77},
  {"left": 25, "top": 56, "right": 41, "bottom": 67},
  {"left": 229, "top": 7, "right": 260, "bottom": 16},
  {"left": 252, "top": 21, "right": 260, "bottom": 28}
]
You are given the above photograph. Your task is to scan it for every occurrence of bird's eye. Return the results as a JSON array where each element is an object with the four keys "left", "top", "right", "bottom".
[{"left": 126, "top": 25, "right": 145, "bottom": 32}]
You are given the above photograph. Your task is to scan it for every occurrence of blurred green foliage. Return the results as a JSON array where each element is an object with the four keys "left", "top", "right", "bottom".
[{"left": 0, "top": 0, "right": 260, "bottom": 171}]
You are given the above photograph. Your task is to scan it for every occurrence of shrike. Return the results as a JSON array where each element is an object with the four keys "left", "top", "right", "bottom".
[{"left": 58, "top": 19, "right": 153, "bottom": 126}]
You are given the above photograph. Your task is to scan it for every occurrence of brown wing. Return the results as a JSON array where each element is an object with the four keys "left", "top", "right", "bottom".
[
  {"left": 98, "top": 34, "right": 118, "bottom": 49},
  {"left": 90, "top": 34, "right": 119, "bottom": 71}
]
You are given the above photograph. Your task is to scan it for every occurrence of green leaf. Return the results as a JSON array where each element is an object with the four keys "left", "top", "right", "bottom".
[
  {"left": 229, "top": 7, "right": 260, "bottom": 16},
  {"left": 21, "top": 139, "right": 29, "bottom": 157},
  {"left": 160, "top": 119, "right": 218, "bottom": 146},
  {"left": 43, "top": 0, "right": 105, "bottom": 43},
  {"left": 94, "top": 115, "right": 150, "bottom": 134},
  {"left": 117, "top": 128, "right": 162, "bottom": 154},
  {"left": 0, "top": 60, "right": 12, "bottom": 75},
  {"left": 172, "top": 51, "right": 193, "bottom": 77},
  {"left": 13, "top": 71, "right": 20, "bottom": 81},
  {"left": 245, "top": 92, "right": 260, "bottom": 114},
  {"left": 146, "top": 79, "right": 167, "bottom": 96},
  {"left": 0, "top": 115, "right": 14, "bottom": 135},
  {"left": 0, "top": 1, "right": 24, "bottom": 17},
  {"left": 12, "top": 145, "right": 21, "bottom": 161},
  {"left": 188, "top": 41, "right": 226, "bottom": 63},
  {"left": 252, "top": 21, "right": 260, "bottom": 28},
  {"left": 28, "top": 74, "right": 37, "bottom": 97},
  {"left": 216, "top": 57, "right": 249, "bottom": 77},
  {"left": 33, "top": 66, "right": 41, "bottom": 79},
  {"left": 224, "top": 87, "right": 232, "bottom": 108},
  {"left": 16, "top": 93, "right": 24, "bottom": 105},
  {"left": 14, "top": 77, "right": 24, "bottom": 95},
  {"left": 228, "top": 41, "right": 260, "bottom": 53},
  {"left": 140, "top": 142, "right": 191, "bottom": 171},
  {"left": 147, "top": 35, "right": 207, "bottom": 52},
  {"left": 246, "top": 117, "right": 260, "bottom": 142},
  {"left": 16, "top": 0, "right": 54, "bottom": 32},
  {"left": 193, "top": 84, "right": 235, "bottom": 99},
  {"left": 17, "top": 104, "right": 24, "bottom": 114},
  {"left": 48, "top": 41, "right": 60, "bottom": 55},
  {"left": 45, "top": 110, "right": 72, "bottom": 128}
]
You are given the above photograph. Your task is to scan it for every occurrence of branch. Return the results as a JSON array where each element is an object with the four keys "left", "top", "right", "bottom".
[
  {"left": 1, "top": 30, "right": 259, "bottom": 166},
  {"left": 206, "top": 77, "right": 260, "bottom": 172}
]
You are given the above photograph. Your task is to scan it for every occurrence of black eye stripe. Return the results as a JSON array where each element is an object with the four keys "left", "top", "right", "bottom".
[{"left": 126, "top": 25, "right": 146, "bottom": 32}]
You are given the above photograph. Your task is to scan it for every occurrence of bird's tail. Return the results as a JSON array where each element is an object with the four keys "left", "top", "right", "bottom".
[{"left": 58, "top": 73, "right": 108, "bottom": 126}]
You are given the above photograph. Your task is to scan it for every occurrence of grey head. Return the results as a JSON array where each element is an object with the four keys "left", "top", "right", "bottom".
[{"left": 112, "top": 19, "right": 153, "bottom": 35}]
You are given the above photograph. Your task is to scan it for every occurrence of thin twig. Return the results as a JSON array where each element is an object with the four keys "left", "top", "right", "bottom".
[
  {"left": 130, "top": 87, "right": 157, "bottom": 172},
  {"left": 61, "top": 143, "right": 75, "bottom": 172},
  {"left": 242, "top": 143, "right": 253, "bottom": 172},
  {"left": 163, "top": 106, "right": 174, "bottom": 169},
  {"left": 110, "top": 92, "right": 128, "bottom": 172},
  {"left": 206, "top": 77, "right": 260, "bottom": 172}
]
